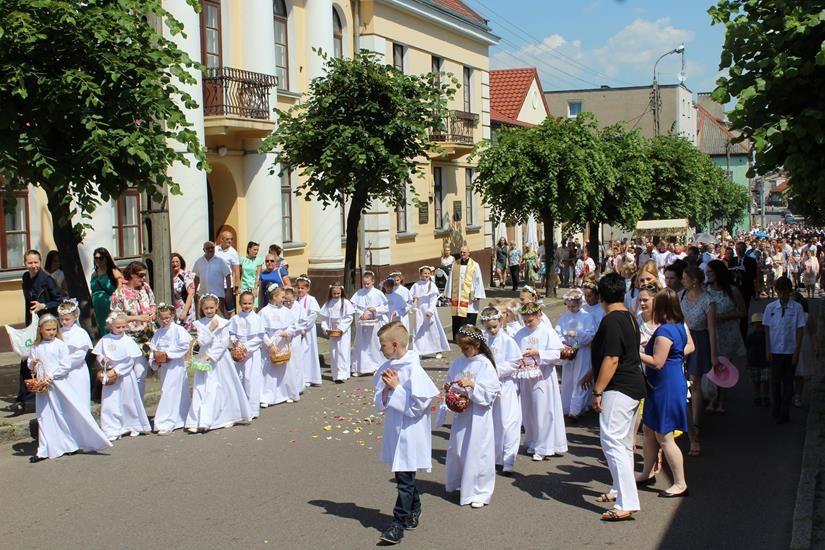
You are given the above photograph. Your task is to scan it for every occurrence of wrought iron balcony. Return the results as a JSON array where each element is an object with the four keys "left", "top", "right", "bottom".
[
  {"left": 429, "top": 110, "right": 479, "bottom": 145},
  {"left": 202, "top": 67, "right": 278, "bottom": 120}
]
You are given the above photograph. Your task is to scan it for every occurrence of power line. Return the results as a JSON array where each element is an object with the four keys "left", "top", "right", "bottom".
[
  {"left": 493, "top": 34, "right": 602, "bottom": 88},
  {"left": 467, "top": 0, "right": 636, "bottom": 88}
]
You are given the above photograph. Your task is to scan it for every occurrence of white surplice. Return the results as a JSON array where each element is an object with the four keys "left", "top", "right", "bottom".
[
  {"left": 486, "top": 330, "right": 523, "bottom": 470},
  {"left": 410, "top": 280, "right": 450, "bottom": 356},
  {"left": 351, "top": 288, "right": 388, "bottom": 375},
  {"left": 259, "top": 304, "right": 301, "bottom": 404},
  {"left": 392, "top": 285, "right": 413, "bottom": 330},
  {"left": 149, "top": 323, "right": 193, "bottom": 432},
  {"left": 59, "top": 324, "right": 93, "bottom": 406},
  {"left": 92, "top": 333, "right": 152, "bottom": 439},
  {"left": 444, "top": 260, "right": 487, "bottom": 315},
  {"left": 229, "top": 311, "right": 264, "bottom": 418},
  {"left": 514, "top": 324, "right": 568, "bottom": 456},
  {"left": 444, "top": 354, "right": 501, "bottom": 505},
  {"left": 185, "top": 316, "right": 253, "bottom": 430},
  {"left": 374, "top": 350, "right": 439, "bottom": 472},
  {"left": 29, "top": 339, "right": 111, "bottom": 459},
  {"left": 320, "top": 297, "right": 356, "bottom": 381},
  {"left": 556, "top": 310, "right": 596, "bottom": 416},
  {"left": 296, "top": 294, "right": 322, "bottom": 386}
]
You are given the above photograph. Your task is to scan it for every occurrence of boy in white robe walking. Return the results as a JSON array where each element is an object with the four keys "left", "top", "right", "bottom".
[
  {"left": 149, "top": 304, "right": 193, "bottom": 434},
  {"left": 29, "top": 315, "right": 111, "bottom": 461},
  {"left": 556, "top": 289, "right": 597, "bottom": 419},
  {"left": 514, "top": 302, "right": 568, "bottom": 461},
  {"left": 410, "top": 266, "right": 450, "bottom": 359},
  {"left": 389, "top": 271, "right": 413, "bottom": 331},
  {"left": 374, "top": 322, "right": 439, "bottom": 545},
  {"left": 93, "top": 312, "right": 153, "bottom": 441},
  {"left": 351, "top": 271, "right": 388, "bottom": 376},
  {"left": 320, "top": 282, "right": 355, "bottom": 383}
]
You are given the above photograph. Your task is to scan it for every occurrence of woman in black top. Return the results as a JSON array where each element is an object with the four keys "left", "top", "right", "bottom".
[{"left": 584, "top": 272, "right": 646, "bottom": 521}]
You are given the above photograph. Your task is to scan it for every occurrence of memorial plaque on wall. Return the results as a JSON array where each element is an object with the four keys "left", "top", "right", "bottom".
[{"left": 418, "top": 203, "right": 429, "bottom": 224}]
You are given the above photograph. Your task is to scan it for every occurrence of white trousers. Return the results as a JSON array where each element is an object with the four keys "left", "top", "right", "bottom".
[
  {"left": 134, "top": 356, "right": 148, "bottom": 400},
  {"left": 599, "top": 390, "right": 641, "bottom": 512}
]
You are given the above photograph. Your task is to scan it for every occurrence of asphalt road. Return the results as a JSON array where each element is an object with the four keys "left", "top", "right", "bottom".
[{"left": 0, "top": 298, "right": 807, "bottom": 549}]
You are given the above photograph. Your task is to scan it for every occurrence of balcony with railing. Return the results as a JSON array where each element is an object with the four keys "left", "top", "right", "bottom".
[
  {"left": 202, "top": 67, "right": 279, "bottom": 138},
  {"left": 429, "top": 110, "right": 479, "bottom": 157}
]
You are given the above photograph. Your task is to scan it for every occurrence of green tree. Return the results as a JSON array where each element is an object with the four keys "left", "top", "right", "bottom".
[
  {"left": 708, "top": 169, "right": 751, "bottom": 233},
  {"left": 259, "top": 51, "right": 454, "bottom": 294},
  {"left": 710, "top": 0, "right": 825, "bottom": 222},
  {"left": 474, "top": 114, "right": 608, "bottom": 296},
  {"left": 584, "top": 123, "right": 652, "bottom": 261},
  {"left": 0, "top": 0, "right": 206, "bottom": 331}
]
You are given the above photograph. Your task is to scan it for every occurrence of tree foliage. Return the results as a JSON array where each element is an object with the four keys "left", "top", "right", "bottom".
[
  {"left": 710, "top": 0, "right": 825, "bottom": 222},
  {"left": 260, "top": 51, "right": 455, "bottom": 293},
  {"left": 0, "top": 0, "right": 206, "bottom": 332}
]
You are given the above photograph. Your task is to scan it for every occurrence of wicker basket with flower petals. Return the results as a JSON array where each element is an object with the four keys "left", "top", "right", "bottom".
[
  {"left": 153, "top": 350, "right": 169, "bottom": 365},
  {"left": 269, "top": 343, "right": 291, "bottom": 364},
  {"left": 327, "top": 328, "right": 344, "bottom": 338},
  {"left": 443, "top": 382, "right": 470, "bottom": 413},
  {"left": 25, "top": 371, "right": 51, "bottom": 393},
  {"left": 96, "top": 368, "right": 117, "bottom": 385},
  {"left": 230, "top": 345, "right": 247, "bottom": 362}
]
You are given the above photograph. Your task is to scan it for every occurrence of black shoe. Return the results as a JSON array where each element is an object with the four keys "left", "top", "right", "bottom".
[
  {"left": 379, "top": 523, "right": 404, "bottom": 545},
  {"left": 405, "top": 510, "right": 420, "bottom": 530}
]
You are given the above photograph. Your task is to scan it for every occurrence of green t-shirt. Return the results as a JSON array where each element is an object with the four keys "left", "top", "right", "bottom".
[{"left": 239, "top": 256, "right": 264, "bottom": 290}]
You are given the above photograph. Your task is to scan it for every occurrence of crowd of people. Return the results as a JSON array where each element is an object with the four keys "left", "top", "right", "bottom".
[{"left": 11, "top": 221, "right": 823, "bottom": 544}]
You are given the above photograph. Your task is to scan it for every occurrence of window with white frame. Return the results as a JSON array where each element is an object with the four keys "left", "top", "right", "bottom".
[
  {"left": 396, "top": 186, "right": 408, "bottom": 234},
  {"left": 465, "top": 168, "right": 476, "bottom": 227},
  {"left": 333, "top": 9, "right": 343, "bottom": 59},
  {"left": 431, "top": 56, "right": 442, "bottom": 83},
  {"left": 567, "top": 101, "right": 582, "bottom": 117},
  {"left": 462, "top": 66, "right": 472, "bottom": 112},
  {"left": 273, "top": 0, "right": 289, "bottom": 90},
  {"left": 393, "top": 43, "right": 404, "bottom": 73},
  {"left": 281, "top": 171, "right": 293, "bottom": 243},
  {"left": 114, "top": 190, "right": 141, "bottom": 258},
  {"left": 0, "top": 191, "right": 30, "bottom": 269},
  {"left": 433, "top": 167, "right": 445, "bottom": 230},
  {"left": 340, "top": 198, "right": 347, "bottom": 238}
]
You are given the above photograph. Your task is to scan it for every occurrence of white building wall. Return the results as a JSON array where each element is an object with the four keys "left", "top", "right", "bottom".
[{"left": 516, "top": 79, "right": 548, "bottom": 125}]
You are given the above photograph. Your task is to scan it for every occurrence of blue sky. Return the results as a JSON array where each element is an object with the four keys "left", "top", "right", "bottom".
[{"left": 466, "top": 0, "right": 726, "bottom": 94}]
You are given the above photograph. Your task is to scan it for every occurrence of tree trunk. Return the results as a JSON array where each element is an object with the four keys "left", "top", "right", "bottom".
[
  {"left": 343, "top": 190, "right": 367, "bottom": 296},
  {"left": 541, "top": 211, "right": 557, "bottom": 298},
  {"left": 588, "top": 221, "right": 600, "bottom": 273},
  {"left": 45, "top": 190, "right": 97, "bottom": 337}
]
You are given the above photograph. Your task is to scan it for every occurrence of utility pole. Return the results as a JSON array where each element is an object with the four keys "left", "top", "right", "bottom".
[{"left": 652, "top": 44, "right": 685, "bottom": 136}]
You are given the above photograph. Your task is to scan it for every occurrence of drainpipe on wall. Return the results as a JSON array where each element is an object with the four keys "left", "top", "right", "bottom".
[{"left": 353, "top": 0, "right": 367, "bottom": 284}]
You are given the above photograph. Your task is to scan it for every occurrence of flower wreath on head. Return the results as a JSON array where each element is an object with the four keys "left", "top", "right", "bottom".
[
  {"left": 479, "top": 308, "right": 502, "bottom": 322},
  {"left": 57, "top": 298, "right": 79, "bottom": 315},
  {"left": 456, "top": 325, "right": 485, "bottom": 342},
  {"left": 295, "top": 275, "right": 311, "bottom": 285}
]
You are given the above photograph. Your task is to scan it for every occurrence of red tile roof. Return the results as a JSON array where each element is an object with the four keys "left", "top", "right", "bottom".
[
  {"left": 490, "top": 106, "right": 532, "bottom": 127},
  {"left": 430, "top": 0, "right": 486, "bottom": 23},
  {"left": 490, "top": 68, "right": 550, "bottom": 126},
  {"left": 771, "top": 181, "right": 789, "bottom": 194}
]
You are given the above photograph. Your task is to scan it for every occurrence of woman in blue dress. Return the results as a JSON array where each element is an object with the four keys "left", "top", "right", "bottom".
[
  {"left": 258, "top": 254, "right": 289, "bottom": 307},
  {"left": 637, "top": 288, "right": 694, "bottom": 497}
]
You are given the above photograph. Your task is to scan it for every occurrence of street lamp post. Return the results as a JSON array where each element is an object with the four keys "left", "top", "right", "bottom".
[{"left": 651, "top": 43, "right": 685, "bottom": 136}]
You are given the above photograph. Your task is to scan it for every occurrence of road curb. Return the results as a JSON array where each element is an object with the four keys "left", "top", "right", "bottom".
[
  {"left": 791, "top": 377, "right": 825, "bottom": 549},
  {"left": 0, "top": 390, "right": 163, "bottom": 446}
]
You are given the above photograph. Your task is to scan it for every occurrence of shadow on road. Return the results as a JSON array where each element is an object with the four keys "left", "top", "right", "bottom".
[{"left": 308, "top": 499, "right": 391, "bottom": 531}]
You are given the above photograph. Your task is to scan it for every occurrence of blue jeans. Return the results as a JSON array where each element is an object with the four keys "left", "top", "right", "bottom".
[{"left": 393, "top": 471, "right": 420, "bottom": 525}]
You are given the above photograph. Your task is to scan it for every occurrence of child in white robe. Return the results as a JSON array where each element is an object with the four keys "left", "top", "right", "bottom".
[
  {"left": 29, "top": 315, "right": 111, "bottom": 461},
  {"left": 501, "top": 299, "right": 524, "bottom": 337},
  {"left": 374, "top": 322, "right": 439, "bottom": 544},
  {"left": 285, "top": 287, "right": 308, "bottom": 394},
  {"left": 57, "top": 299, "right": 92, "bottom": 406},
  {"left": 149, "top": 304, "right": 193, "bottom": 434},
  {"left": 259, "top": 285, "right": 301, "bottom": 405},
  {"left": 481, "top": 306, "right": 522, "bottom": 473},
  {"left": 443, "top": 325, "right": 501, "bottom": 508},
  {"left": 390, "top": 271, "right": 413, "bottom": 331},
  {"left": 582, "top": 278, "right": 605, "bottom": 329},
  {"left": 556, "top": 289, "right": 596, "bottom": 419},
  {"left": 410, "top": 266, "right": 450, "bottom": 359},
  {"left": 320, "top": 282, "right": 355, "bottom": 383},
  {"left": 351, "top": 271, "right": 388, "bottom": 376},
  {"left": 382, "top": 278, "right": 410, "bottom": 330},
  {"left": 519, "top": 286, "right": 552, "bottom": 330},
  {"left": 229, "top": 291, "right": 264, "bottom": 418},
  {"left": 185, "top": 295, "right": 252, "bottom": 432},
  {"left": 295, "top": 275, "right": 322, "bottom": 387},
  {"left": 514, "top": 302, "right": 568, "bottom": 461},
  {"left": 93, "top": 312, "right": 152, "bottom": 441}
]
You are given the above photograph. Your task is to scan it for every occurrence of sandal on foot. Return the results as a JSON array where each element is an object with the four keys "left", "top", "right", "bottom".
[
  {"left": 596, "top": 493, "right": 616, "bottom": 503},
  {"left": 601, "top": 509, "right": 635, "bottom": 522}
]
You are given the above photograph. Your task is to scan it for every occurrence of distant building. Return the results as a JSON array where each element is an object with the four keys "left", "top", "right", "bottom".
[
  {"left": 544, "top": 83, "right": 697, "bottom": 144},
  {"left": 696, "top": 92, "right": 753, "bottom": 232}
]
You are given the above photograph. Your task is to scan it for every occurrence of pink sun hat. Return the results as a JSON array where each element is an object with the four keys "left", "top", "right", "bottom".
[{"left": 707, "top": 356, "right": 739, "bottom": 388}]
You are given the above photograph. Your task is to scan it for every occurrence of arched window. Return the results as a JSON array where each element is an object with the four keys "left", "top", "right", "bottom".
[
  {"left": 274, "top": 0, "right": 289, "bottom": 90},
  {"left": 333, "top": 8, "right": 343, "bottom": 59}
]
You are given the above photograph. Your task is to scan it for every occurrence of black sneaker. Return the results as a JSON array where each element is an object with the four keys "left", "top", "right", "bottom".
[
  {"left": 379, "top": 523, "right": 404, "bottom": 545},
  {"left": 405, "top": 510, "right": 420, "bottom": 530}
]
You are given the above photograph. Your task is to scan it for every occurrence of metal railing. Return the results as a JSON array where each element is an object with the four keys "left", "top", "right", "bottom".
[
  {"left": 429, "top": 110, "right": 479, "bottom": 145},
  {"left": 202, "top": 67, "right": 278, "bottom": 120}
]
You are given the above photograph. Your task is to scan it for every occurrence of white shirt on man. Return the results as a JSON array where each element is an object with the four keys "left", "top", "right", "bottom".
[
  {"left": 192, "top": 255, "right": 231, "bottom": 297},
  {"left": 215, "top": 244, "right": 240, "bottom": 288},
  {"left": 762, "top": 300, "right": 806, "bottom": 354}
]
